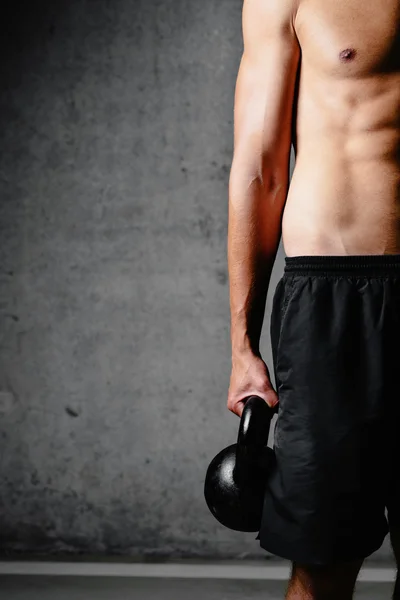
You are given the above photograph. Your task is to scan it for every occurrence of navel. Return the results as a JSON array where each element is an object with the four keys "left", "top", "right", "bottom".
[{"left": 339, "top": 47, "right": 357, "bottom": 62}]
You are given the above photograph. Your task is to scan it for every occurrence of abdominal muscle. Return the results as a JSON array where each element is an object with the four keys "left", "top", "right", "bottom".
[
  {"left": 282, "top": 75, "right": 400, "bottom": 257},
  {"left": 283, "top": 147, "right": 400, "bottom": 256}
]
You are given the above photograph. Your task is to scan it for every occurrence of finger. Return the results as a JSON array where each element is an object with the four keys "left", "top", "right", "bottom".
[{"left": 235, "top": 401, "right": 244, "bottom": 418}]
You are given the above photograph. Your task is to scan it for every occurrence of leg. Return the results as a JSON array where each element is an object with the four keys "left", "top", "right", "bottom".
[
  {"left": 257, "top": 259, "right": 391, "bottom": 581},
  {"left": 390, "top": 525, "right": 400, "bottom": 599},
  {"left": 285, "top": 558, "right": 364, "bottom": 600}
]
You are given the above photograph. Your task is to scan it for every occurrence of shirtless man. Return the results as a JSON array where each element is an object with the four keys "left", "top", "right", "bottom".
[{"left": 226, "top": 0, "right": 400, "bottom": 598}]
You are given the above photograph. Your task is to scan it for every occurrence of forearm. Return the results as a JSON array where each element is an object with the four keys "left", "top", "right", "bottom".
[{"left": 228, "top": 160, "right": 287, "bottom": 358}]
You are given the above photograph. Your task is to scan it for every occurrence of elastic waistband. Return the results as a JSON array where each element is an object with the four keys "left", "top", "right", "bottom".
[{"left": 284, "top": 255, "right": 400, "bottom": 277}]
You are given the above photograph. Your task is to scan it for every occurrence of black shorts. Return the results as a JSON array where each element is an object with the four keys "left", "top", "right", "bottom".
[{"left": 256, "top": 254, "right": 400, "bottom": 565}]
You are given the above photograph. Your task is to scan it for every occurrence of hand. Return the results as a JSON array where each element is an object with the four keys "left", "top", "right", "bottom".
[{"left": 227, "top": 352, "right": 278, "bottom": 418}]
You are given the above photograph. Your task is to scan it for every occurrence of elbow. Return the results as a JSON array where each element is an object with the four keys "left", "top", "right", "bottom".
[{"left": 229, "top": 154, "right": 287, "bottom": 200}]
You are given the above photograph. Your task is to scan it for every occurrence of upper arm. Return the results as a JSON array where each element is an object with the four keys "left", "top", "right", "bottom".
[{"left": 232, "top": 0, "right": 300, "bottom": 180}]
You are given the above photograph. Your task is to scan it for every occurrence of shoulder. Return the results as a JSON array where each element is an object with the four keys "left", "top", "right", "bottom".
[{"left": 242, "top": 0, "right": 300, "bottom": 37}]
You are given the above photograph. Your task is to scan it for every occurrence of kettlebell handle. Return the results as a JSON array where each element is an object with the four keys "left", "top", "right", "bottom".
[
  {"left": 234, "top": 395, "right": 275, "bottom": 484},
  {"left": 237, "top": 395, "right": 275, "bottom": 447}
]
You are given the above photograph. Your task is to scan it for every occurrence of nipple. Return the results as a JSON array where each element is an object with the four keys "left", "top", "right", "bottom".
[{"left": 339, "top": 48, "right": 357, "bottom": 62}]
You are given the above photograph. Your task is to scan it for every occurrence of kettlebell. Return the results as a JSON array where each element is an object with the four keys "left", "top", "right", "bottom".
[{"left": 204, "top": 395, "right": 276, "bottom": 532}]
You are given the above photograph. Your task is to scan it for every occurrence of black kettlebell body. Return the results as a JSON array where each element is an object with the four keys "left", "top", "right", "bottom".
[{"left": 204, "top": 396, "right": 276, "bottom": 532}]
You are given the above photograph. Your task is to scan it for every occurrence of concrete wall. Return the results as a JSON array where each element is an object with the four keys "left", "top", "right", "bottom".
[{"left": 0, "top": 0, "right": 393, "bottom": 561}]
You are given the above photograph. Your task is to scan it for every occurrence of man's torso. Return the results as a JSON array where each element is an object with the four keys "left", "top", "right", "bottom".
[{"left": 284, "top": 0, "right": 400, "bottom": 255}]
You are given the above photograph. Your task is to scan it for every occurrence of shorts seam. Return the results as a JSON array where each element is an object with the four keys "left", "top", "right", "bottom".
[{"left": 279, "top": 276, "right": 297, "bottom": 338}]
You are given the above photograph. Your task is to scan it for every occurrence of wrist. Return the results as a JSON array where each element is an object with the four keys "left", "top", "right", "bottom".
[{"left": 231, "top": 339, "right": 260, "bottom": 359}]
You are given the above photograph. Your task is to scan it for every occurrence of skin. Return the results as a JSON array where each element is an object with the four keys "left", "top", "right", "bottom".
[{"left": 227, "top": 0, "right": 400, "bottom": 597}]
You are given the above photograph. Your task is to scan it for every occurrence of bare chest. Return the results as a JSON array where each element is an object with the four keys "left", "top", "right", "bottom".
[{"left": 294, "top": 0, "right": 400, "bottom": 77}]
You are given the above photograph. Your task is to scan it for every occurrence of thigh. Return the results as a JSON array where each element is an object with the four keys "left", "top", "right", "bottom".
[
  {"left": 384, "top": 279, "right": 400, "bottom": 533},
  {"left": 261, "top": 274, "right": 389, "bottom": 564},
  {"left": 275, "top": 274, "right": 387, "bottom": 522},
  {"left": 389, "top": 526, "right": 400, "bottom": 599},
  {"left": 390, "top": 526, "right": 400, "bottom": 563},
  {"left": 385, "top": 431, "right": 400, "bottom": 533}
]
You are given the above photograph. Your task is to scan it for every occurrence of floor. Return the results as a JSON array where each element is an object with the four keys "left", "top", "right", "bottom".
[
  {"left": 0, "top": 560, "right": 396, "bottom": 599},
  {"left": 0, "top": 575, "right": 394, "bottom": 600}
]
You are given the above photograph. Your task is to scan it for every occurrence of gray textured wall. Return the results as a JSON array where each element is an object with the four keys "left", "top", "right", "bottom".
[{"left": 0, "top": 0, "right": 393, "bottom": 561}]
